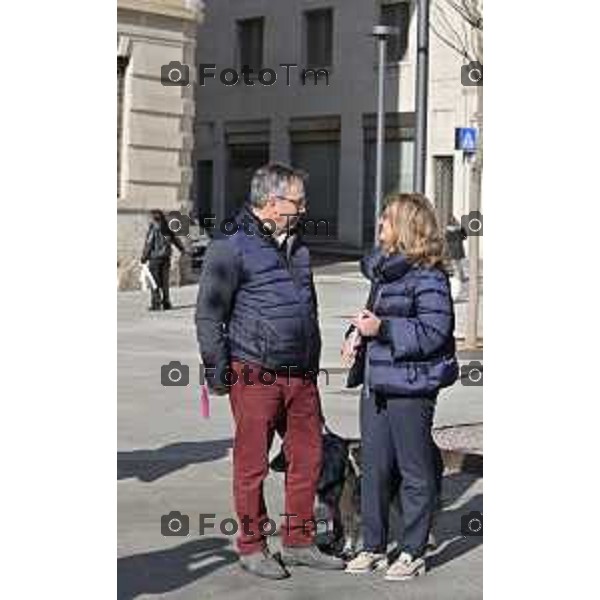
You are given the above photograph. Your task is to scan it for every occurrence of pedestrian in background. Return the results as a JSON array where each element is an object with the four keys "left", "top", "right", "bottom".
[
  {"left": 445, "top": 216, "right": 468, "bottom": 300},
  {"left": 141, "top": 209, "right": 185, "bottom": 311},
  {"left": 342, "top": 194, "right": 458, "bottom": 581}
]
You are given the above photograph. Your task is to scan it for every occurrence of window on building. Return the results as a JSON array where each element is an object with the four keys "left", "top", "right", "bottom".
[
  {"left": 305, "top": 8, "right": 333, "bottom": 68},
  {"left": 238, "top": 17, "right": 264, "bottom": 71},
  {"left": 226, "top": 143, "right": 269, "bottom": 215},
  {"left": 117, "top": 55, "right": 129, "bottom": 198},
  {"left": 380, "top": 2, "right": 410, "bottom": 62},
  {"left": 433, "top": 156, "right": 455, "bottom": 228}
]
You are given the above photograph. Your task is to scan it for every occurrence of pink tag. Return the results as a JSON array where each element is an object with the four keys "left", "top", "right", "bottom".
[{"left": 200, "top": 384, "right": 210, "bottom": 419}]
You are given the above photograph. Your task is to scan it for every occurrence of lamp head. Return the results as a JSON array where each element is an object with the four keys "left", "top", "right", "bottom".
[{"left": 372, "top": 25, "right": 400, "bottom": 38}]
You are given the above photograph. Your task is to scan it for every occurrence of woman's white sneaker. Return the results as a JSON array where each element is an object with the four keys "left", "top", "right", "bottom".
[
  {"left": 384, "top": 552, "right": 426, "bottom": 581},
  {"left": 344, "top": 551, "right": 387, "bottom": 574}
]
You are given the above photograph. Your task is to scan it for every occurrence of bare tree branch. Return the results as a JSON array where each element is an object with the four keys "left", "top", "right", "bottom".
[
  {"left": 442, "top": 0, "right": 483, "bottom": 31},
  {"left": 436, "top": 2, "right": 468, "bottom": 49},
  {"left": 460, "top": 0, "right": 483, "bottom": 30},
  {"left": 431, "top": 23, "right": 473, "bottom": 61},
  {"left": 433, "top": 0, "right": 482, "bottom": 62}
]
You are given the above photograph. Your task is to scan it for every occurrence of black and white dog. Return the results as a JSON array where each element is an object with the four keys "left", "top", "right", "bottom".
[{"left": 269, "top": 427, "right": 363, "bottom": 558}]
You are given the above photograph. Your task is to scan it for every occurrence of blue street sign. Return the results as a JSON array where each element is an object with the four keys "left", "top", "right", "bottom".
[{"left": 455, "top": 127, "right": 478, "bottom": 153}]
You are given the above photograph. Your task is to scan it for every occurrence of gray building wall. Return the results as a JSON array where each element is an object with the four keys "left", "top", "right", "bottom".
[{"left": 194, "top": 0, "right": 480, "bottom": 249}]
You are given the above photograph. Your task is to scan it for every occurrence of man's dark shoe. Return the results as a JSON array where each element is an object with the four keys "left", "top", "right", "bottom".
[
  {"left": 239, "top": 549, "right": 290, "bottom": 579},
  {"left": 162, "top": 301, "right": 172, "bottom": 310},
  {"left": 280, "top": 544, "right": 345, "bottom": 570}
]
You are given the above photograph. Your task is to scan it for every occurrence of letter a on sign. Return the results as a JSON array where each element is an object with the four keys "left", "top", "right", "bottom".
[{"left": 463, "top": 131, "right": 474, "bottom": 152}]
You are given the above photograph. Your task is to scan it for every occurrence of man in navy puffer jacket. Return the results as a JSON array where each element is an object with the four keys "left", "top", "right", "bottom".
[{"left": 196, "top": 163, "right": 344, "bottom": 579}]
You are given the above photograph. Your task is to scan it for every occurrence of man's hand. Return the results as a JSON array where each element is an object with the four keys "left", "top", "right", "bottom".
[
  {"left": 211, "top": 384, "right": 229, "bottom": 397},
  {"left": 351, "top": 309, "right": 381, "bottom": 338}
]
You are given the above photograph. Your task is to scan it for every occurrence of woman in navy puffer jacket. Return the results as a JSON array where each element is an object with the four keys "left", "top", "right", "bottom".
[{"left": 343, "top": 194, "right": 458, "bottom": 581}]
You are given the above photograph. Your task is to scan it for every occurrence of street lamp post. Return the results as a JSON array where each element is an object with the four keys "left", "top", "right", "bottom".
[
  {"left": 372, "top": 25, "right": 399, "bottom": 246},
  {"left": 413, "top": 0, "right": 430, "bottom": 194}
]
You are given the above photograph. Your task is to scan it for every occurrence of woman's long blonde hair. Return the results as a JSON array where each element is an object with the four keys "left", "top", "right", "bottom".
[{"left": 380, "top": 193, "right": 446, "bottom": 268}]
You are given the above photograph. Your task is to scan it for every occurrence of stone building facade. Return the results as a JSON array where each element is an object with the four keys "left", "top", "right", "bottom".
[{"left": 117, "top": 0, "right": 202, "bottom": 289}]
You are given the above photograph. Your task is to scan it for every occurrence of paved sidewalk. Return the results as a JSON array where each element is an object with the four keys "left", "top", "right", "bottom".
[{"left": 118, "top": 260, "right": 483, "bottom": 599}]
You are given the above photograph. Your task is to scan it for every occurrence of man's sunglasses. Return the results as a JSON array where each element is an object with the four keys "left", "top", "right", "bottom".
[{"left": 276, "top": 195, "right": 306, "bottom": 208}]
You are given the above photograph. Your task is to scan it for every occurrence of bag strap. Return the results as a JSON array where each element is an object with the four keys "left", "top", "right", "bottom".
[{"left": 365, "top": 280, "right": 379, "bottom": 311}]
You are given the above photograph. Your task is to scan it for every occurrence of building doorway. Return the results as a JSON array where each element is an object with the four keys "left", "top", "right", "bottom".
[
  {"left": 290, "top": 116, "right": 340, "bottom": 239},
  {"left": 225, "top": 143, "right": 269, "bottom": 217}
]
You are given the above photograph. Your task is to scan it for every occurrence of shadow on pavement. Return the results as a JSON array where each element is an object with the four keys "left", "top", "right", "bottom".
[
  {"left": 440, "top": 471, "right": 482, "bottom": 504},
  {"left": 118, "top": 537, "right": 237, "bottom": 600},
  {"left": 117, "top": 439, "right": 233, "bottom": 482},
  {"left": 426, "top": 473, "right": 483, "bottom": 571}
]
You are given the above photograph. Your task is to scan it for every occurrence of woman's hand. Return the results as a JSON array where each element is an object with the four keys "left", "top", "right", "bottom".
[{"left": 351, "top": 309, "right": 381, "bottom": 338}]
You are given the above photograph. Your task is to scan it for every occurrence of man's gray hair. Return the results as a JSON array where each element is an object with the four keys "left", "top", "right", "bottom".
[{"left": 250, "top": 162, "right": 307, "bottom": 207}]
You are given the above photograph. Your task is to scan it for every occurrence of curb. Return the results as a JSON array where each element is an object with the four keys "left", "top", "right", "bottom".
[{"left": 457, "top": 349, "right": 483, "bottom": 361}]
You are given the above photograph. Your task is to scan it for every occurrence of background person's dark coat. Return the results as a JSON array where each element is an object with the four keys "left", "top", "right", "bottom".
[
  {"left": 141, "top": 222, "right": 184, "bottom": 262},
  {"left": 445, "top": 223, "right": 467, "bottom": 261}
]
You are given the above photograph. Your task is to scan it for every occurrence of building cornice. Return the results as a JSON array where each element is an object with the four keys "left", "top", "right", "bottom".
[{"left": 117, "top": 0, "right": 201, "bottom": 22}]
